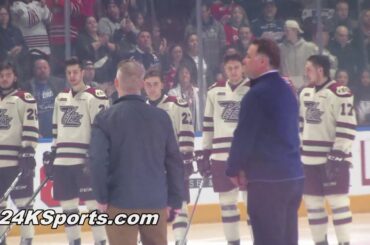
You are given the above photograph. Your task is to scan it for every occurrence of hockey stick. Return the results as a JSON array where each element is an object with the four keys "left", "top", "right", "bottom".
[
  {"left": 0, "top": 176, "right": 50, "bottom": 243},
  {"left": 179, "top": 175, "right": 207, "bottom": 245},
  {"left": 0, "top": 172, "right": 23, "bottom": 205}
]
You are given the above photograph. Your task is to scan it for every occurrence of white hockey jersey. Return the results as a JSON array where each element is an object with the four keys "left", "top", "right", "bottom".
[
  {"left": 10, "top": 1, "right": 52, "bottom": 55},
  {"left": 52, "top": 87, "right": 109, "bottom": 166},
  {"left": 154, "top": 94, "right": 194, "bottom": 156},
  {"left": 202, "top": 79, "right": 250, "bottom": 162},
  {"left": 299, "top": 80, "right": 357, "bottom": 165},
  {"left": 0, "top": 90, "right": 39, "bottom": 168}
]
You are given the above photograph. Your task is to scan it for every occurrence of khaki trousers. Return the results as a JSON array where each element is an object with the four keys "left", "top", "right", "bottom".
[{"left": 106, "top": 205, "right": 167, "bottom": 245}]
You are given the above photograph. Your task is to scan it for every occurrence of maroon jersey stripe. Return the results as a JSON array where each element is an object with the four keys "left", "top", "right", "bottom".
[
  {"left": 302, "top": 140, "right": 333, "bottom": 147},
  {"left": 336, "top": 132, "right": 355, "bottom": 140},
  {"left": 22, "top": 136, "right": 38, "bottom": 142},
  {"left": 336, "top": 122, "right": 356, "bottom": 130},
  {"left": 203, "top": 117, "right": 213, "bottom": 122},
  {"left": 0, "top": 145, "right": 21, "bottom": 151},
  {"left": 57, "top": 143, "right": 89, "bottom": 149},
  {"left": 301, "top": 151, "right": 327, "bottom": 157},
  {"left": 212, "top": 148, "right": 230, "bottom": 154},
  {"left": 178, "top": 131, "right": 195, "bottom": 137},
  {"left": 179, "top": 141, "right": 194, "bottom": 147},
  {"left": 56, "top": 153, "right": 86, "bottom": 158},
  {"left": 0, "top": 155, "right": 18, "bottom": 160},
  {"left": 213, "top": 137, "right": 233, "bottom": 144},
  {"left": 203, "top": 127, "right": 214, "bottom": 132},
  {"left": 23, "top": 126, "right": 39, "bottom": 133}
]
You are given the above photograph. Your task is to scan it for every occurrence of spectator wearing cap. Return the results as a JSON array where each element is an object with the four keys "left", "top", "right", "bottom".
[
  {"left": 98, "top": 0, "right": 121, "bottom": 38},
  {"left": 129, "top": 30, "right": 160, "bottom": 70},
  {"left": 76, "top": 16, "right": 116, "bottom": 83},
  {"left": 185, "top": 2, "right": 226, "bottom": 86},
  {"left": 82, "top": 60, "right": 99, "bottom": 87},
  {"left": 251, "top": 0, "right": 284, "bottom": 42},
  {"left": 22, "top": 58, "right": 65, "bottom": 138},
  {"left": 279, "top": 19, "right": 317, "bottom": 89}
]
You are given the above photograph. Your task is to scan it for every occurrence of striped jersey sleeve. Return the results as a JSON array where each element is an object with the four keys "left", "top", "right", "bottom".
[
  {"left": 202, "top": 89, "right": 214, "bottom": 150},
  {"left": 18, "top": 92, "right": 39, "bottom": 149}
]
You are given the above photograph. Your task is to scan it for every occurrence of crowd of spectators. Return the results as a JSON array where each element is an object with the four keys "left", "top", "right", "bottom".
[{"left": 1, "top": 0, "right": 370, "bottom": 135}]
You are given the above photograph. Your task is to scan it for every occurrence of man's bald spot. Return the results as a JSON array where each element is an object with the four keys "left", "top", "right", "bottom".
[
  {"left": 336, "top": 25, "right": 349, "bottom": 35},
  {"left": 116, "top": 60, "right": 145, "bottom": 92}
]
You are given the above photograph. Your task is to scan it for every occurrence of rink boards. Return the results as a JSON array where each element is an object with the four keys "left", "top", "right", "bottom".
[{"left": 7, "top": 128, "right": 370, "bottom": 214}]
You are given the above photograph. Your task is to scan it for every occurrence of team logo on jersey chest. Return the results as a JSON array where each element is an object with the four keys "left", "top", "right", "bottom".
[
  {"left": 219, "top": 101, "right": 240, "bottom": 122},
  {"left": 0, "top": 109, "right": 12, "bottom": 130},
  {"left": 60, "top": 106, "right": 83, "bottom": 127},
  {"left": 304, "top": 101, "right": 324, "bottom": 124}
]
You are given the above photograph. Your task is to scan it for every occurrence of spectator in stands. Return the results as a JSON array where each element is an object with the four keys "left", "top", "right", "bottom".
[
  {"left": 23, "top": 58, "right": 65, "bottom": 138},
  {"left": 185, "top": 2, "right": 226, "bottom": 86},
  {"left": 131, "top": 10, "right": 146, "bottom": 33},
  {"left": 129, "top": 30, "right": 159, "bottom": 70},
  {"left": 98, "top": 0, "right": 121, "bottom": 38},
  {"left": 356, "top": 69, "right": 370, "bottom": 125},
  {"left": 312, "top": 28, "right": 337, "bottom": 77},
  {"left": 82, "top": 59, "right": 98, "bottom": 87},
  {"left": 251, "top": 0, "right": 284, "bottom": 42},
  {"left": 236, "top": 24, "right": 254, "bottom": 54},
  {"left": 335, "top": 69, "right": 351, "bottom": 87},
  {"left": 10, "top": 0, "right": 52, "bottom": 59},
  {"left": 163, "top": 44, "right": 184, "bottom": 92},
  {"left": 279, "top": 19, "right": 317, "bottom": 89},
  {"left": 76, "top": 16, "right": 116, "bottom": 83},
  {"left": 328, "top": 0, "right": 356, "bottom": 35},
  {"left": 0, "top": 6, "right": 29, "bottom": 80},
  {"left": 112, "top": 15, "right": 137, "bottom": 61},
  {"left": 169, "top": 61, "right": 201, "bottom": 131},
  {"left": 353, "top": 9, "right": 370, "bottom": 72},
  {"left": 184, "top": 33, "right": 207, "bottom": 86},
  {"left": 152, "top": 25, "right": 168, "bottom": 57},
  {"left": 48, "top": 0, "right": 88, "bottom": 76},
  {"left": 224, "top": 4, "right": 250, "bottom": 45},
  {"left": 329, "top": 25, "right": 358, "bottom": 80},
  {"left": 210, "top": 0, "right": 238, "bottom": 24}
]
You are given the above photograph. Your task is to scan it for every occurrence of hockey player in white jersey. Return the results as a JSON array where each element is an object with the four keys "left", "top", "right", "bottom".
[
  {"left": 49, "top": 58, "right": 109, "bottom": 245},
  {"left": 143, "top": 69, "right": 194, "bottom": 245},
  {"left": 0, "top": 62, "right": 39, "bottom": 245},
  {"left": 196, "top": 54, "right": 250, "bottom": 245},
  {"left": 300, "top": 55, "right": 356, "bottom": 245}
]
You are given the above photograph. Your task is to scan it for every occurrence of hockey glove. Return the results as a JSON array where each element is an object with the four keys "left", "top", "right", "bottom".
[
  {"left": 166, "top": 206, "right": 181, "bottom": 223},
  {"left": 181, "top": 152, "right": 194, "bottom": 178},
  {"left": 194, "top": 150, "right": 211, "bottom": 177},
  {"left": 18, "top": 146, "right": 36, "bottom": 178},
  {"left": 325, "top": 150, "right": 350, "bottom": 183},
  {"left": 43, "top": 147, "right": 56, "bottom": 179}
]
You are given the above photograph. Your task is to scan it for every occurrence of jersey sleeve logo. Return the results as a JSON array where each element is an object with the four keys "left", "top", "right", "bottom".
[
  {"left": 304, "top": 101, "right": 324, "bottom": 124},
  {"left": 218, "top": 101, "right": 241, "bottom": 122},
  {"left": 95, "top": 89, "right": 106, "bottom": 98},
  {"left": 0, "top": 109, "right": 13, "bottom": 130},
  {"left": 336, "top": 86, "right": 351, "bottom": 96},
  {"left": 60, "top": 106, "right": 83, "bottom": 127}
]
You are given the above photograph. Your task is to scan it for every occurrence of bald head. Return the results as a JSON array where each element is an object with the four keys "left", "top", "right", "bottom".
[
  {"left": 115, "top": 60, "right": 145, "bottom": 97},
  {"left": 335, "top": 25, "right": 349, "bottom": 46}
]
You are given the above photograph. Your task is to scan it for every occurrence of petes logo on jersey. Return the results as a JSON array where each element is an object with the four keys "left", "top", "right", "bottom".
[
  {"left": 219, "top": 101, "right": 240, "bottom": 122},
  {"left": 304, "top": 101, "right": 324, "bottom": 124},
  {"left": 0, "top": 109, "right": 12, "bottom": 130},
  {"left": 60, "top": 106, "right": 83, "bottom": 127}
]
